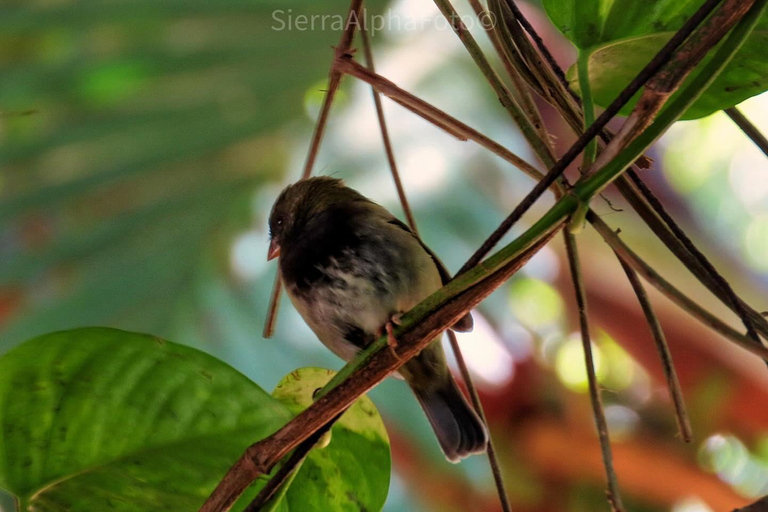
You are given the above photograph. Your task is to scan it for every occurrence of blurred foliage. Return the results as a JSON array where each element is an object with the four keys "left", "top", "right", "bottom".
[{"left": 0, "top": 0, "right": 387, "bottom": 350}]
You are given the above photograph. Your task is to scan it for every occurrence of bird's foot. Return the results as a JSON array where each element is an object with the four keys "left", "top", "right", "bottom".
[{"left": 380, "top": 313, "right": 403, "bottom": 361}]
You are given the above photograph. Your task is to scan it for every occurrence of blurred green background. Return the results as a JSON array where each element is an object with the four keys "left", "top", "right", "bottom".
[{"left": 2, "top": 1, "right": 768, "bottom": 511}]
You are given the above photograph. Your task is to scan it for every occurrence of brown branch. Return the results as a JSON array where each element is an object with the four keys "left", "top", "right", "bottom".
[
  {"left": 336, "top": 56, "right": 545, "bottom": 181},
  {"left": 624, "top": 172, "right": 766, "bottom": 345},
  {"left": 200, "top": 228, "right": 561, "bottom": 512},
  {"left": 359, "top": 18, "right": 418, "bottom": 232},
  {"left": 613, "top": 177, "right": 768, "bottom": 340},
  {"left": 725, "top": 106, "right": 768, "bottom": 158},
  {"left": 262, "top": 0, "right": 364, "bottom": 339},
  {"left": 616, "top": 254, "right": 693, "bottom": 442},
  {"left": 432, "top": 0, "right": 553, "bottom": 163},
  {"left": 467, "top": 0, "right": 551, "bottom": 146},
  {"left": 564, "top": 230, "right": 625, "bottom": 512},
  {"left": 244, "top": 413, "right": 342, "bottom": 511}
]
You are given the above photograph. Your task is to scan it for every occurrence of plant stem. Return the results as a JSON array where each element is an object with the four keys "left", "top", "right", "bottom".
[
  {"left": 432, "top": 0, "right": 556, "bottom": 166},
  {"left": 616, "top": 254, "right": 693, "bottom": 442},
  {"left": 359, "top": 20, "right": 418, "bottom": 232},
  {"left": 577, "top": 52, "right": 596, "bottom": 168},
  {"left": 503, "top": 0, "right": 768, "bottom": 340},
  {"left": 336, "top": 57, "right": 544, "bottom": 181},
  {"left": 564, "top": 231, "right": 624, "bottom": 512},
  {"left": 244, "top": 413, "right": 341, "bottom": 511},
  {"left": 725, "top": 106, "right": 768, "bottom": 158},
  {"left": 446, "top": 331, "right": 512, "bottom": 512},
  {"left": 590, "top": 213, "right": 768, "bottom": 360},
  {"left": 578, "top": 0, "right": 767, "bottom": 201}
]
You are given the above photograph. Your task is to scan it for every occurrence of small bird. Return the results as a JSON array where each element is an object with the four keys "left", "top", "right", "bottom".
[{"left": 267, "top": 176, "right": 488, "bottom": 462}]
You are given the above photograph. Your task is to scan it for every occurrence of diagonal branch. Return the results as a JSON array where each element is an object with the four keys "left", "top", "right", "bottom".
[
  {"left": 590, "top": 0, "right": 758, "bottom": 171},
  {"left": 499, "top": 0, "right": 768, "bottom": 340},
  {"left": 336, "top": 56, "right": 545, "bottom": 181},
  {"left": 725, "top": 106, "right": 768, "bottom": 158},
  {"left": 589, "top": 213, "right": 768, "bottom": 360},
  {"left": 616, "top": 253, "right": 693, "bottom": 442}
]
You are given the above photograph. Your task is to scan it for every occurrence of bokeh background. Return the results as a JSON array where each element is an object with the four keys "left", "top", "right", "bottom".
[{"left": 2, "top": 1, "right": 768, "bottom": 511}]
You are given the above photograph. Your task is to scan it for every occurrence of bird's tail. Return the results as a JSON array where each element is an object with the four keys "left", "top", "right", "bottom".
[{"left": 412, "top": 375, "right": 488, "bottom": 463}]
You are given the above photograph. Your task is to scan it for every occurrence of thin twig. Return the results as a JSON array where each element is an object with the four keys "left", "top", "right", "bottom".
[
  {"left": 446, "top": 331, "right": 512, "bottom": 512},
  {"left": 467, "top": 0, "right": 551, "bottom": 146},
  {"left": 359, "top": 18, "right": 418, "bottom": 232},
  {"left": 263, "top": 0, "right": 364, "bottom": 338},
  {"left": 725, "top": 106, "right": 768, "bottom": 158},
  {"left": 626, "top": 171, "right": 764, "bottom": 345},
  {"left": 431, "top": 0, "right": 554, "bottom": 165},
  {"left": 563, "top": 231, "right": 624, "bottom": 512},
  {"left": 614, "top": 174, "right": 768, "bottom": 339},
  {"left": 616, "top": 255, "right": 693, "bottom": 442},
  {"left": 589, "top": 213, "right": 768, "bottom": 361},
  {"left": 336, "top": 56, "right": 545, "bottom": 181},
  {"left": 262, "top": 271, "right": 283, "bottom": 338}
]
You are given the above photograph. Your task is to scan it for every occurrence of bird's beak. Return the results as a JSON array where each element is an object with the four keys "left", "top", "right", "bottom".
[{"left": 267, "top": 239, "right": 281, "bottom": 261}]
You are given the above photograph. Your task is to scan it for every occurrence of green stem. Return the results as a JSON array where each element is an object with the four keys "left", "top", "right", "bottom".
[{"left": 577, "top": 51, "right": 597, "bottom": 169}]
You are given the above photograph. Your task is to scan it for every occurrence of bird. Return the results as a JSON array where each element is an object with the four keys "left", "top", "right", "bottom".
[{"left": 267, "top": 176, "right": 488, "bottom": 462}]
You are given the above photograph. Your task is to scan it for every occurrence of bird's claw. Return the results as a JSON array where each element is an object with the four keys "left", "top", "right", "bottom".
[{"left": 383, "top": 313, "right": 403, "bottom": 361}]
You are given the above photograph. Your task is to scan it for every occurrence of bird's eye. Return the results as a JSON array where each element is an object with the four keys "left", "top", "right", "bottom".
[{"left": 276, "top": 218, "right": 283, "bottom": 226}]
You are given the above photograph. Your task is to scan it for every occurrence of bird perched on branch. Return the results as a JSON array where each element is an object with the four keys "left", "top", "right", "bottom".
[{"left": 267, "top": 176, "right": 488, "bottom": 462}]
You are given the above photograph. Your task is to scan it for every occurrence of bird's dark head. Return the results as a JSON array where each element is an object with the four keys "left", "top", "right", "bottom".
[{"left": 267, "top": 176, "right": 366, "bottom": 260}]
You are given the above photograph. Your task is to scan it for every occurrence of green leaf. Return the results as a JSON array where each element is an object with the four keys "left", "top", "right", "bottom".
[
  {"left": 272, "top": 368, "right": 391, "bottom": 512},
  {"left": 0, "top": 330, "right": 392, "bottom": 512},
  {"left": 0, "top": 327, "right": 292, "bottom": 511},
  {"left": 543, "top": 0, "right": 768, "bottom": 119}
]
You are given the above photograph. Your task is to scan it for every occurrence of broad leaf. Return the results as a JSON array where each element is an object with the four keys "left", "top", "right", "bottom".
[
  {"left": 544, "top": 0, "right": 768, "bottom": 118},
  {"left": 0, "top": 327, "right": 291, "bottom": 510},
  {"left": 272, "top": 368, "right": 391, "bottom": 512},
  {"left": 0, "top": 329, "right": 390, "bottom": 511}
]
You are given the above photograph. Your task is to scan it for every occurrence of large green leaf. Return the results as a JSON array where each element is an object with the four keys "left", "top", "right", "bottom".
[
  {"left": 272, "top": 368, "right": 391, "bottom": 512},
  {"left": 0, "top": 327, "right": 291, "bottom": 510},
  {"left": 0, "top": 329, "right": 390, "bottom": 511},
  {"left": 543, "top": 0, "right": 768, "bottom": 119}
]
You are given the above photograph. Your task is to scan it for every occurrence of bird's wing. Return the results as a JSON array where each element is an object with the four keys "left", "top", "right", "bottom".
[{"left": 386, "top": 218, "right": 474, "bottom": 332}]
